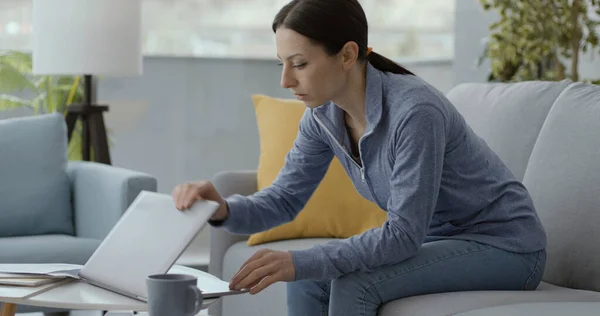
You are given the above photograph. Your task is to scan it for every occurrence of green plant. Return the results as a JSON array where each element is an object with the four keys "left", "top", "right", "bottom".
[
  {"left": 478, "top": 0, "right": 600, "bottom": 83},
  {"left": 0, "top": 50, "right": 85, "bottom": 160}
]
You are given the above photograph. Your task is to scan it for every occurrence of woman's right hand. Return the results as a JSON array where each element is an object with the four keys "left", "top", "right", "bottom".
[{"left": 171, "top": 180, "right": 228, "bottom": 221}]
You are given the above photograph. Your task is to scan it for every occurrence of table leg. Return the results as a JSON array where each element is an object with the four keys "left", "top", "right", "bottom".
[{"left": 0, "top": 303, "right": 16, "bottom": 316}]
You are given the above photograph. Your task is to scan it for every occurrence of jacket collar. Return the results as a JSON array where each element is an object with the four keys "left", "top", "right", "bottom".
[{"left": 312, "top": 63, "right": 384, "bottom": 138}]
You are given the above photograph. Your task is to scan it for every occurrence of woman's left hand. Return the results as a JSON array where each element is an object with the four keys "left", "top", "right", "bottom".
[{"left": 229, "top": 249, "right": 296, "bottom": 294}]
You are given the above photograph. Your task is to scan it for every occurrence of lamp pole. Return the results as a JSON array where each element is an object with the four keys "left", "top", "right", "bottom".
[
  {"left": 65, "top": 75, "right": 111, "bottom": 164},
  {"left": 83, "top": 74, "right": 92, "bottom": 161}
]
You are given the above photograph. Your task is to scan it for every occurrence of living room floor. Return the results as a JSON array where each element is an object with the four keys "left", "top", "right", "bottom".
[
  {"left": 19, "top": 310, "right": 210, "bottom": 315},
  {"left": 17, "top": 313, "right": 102, "bottom": 316}
]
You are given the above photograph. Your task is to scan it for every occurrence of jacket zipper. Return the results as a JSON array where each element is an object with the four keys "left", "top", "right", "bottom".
[
  {"left": 312, "top": 111, "right": 366, "bottom": 181},
  {"left": 313, "top": 111, "right": 385, "bottom": 210}
]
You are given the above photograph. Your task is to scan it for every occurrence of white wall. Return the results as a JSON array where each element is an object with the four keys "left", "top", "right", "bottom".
[
  {"left": 452, "top": 0, "right": 498, "bottom": 85},
  {"left": 97, "top": 57, "right": 453, "bottom": 195}
]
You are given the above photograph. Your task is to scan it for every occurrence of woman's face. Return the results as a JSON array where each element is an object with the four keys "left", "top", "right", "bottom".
[{"left": 275, "top": 27, "right": 348, "bottom": 108}]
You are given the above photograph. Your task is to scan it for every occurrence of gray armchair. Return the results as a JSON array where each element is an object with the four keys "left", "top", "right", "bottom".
[{"left": 0, "top": 113, "right": 157, "bottom": 314}]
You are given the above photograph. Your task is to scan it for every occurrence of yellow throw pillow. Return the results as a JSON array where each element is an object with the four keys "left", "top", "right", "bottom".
[{"left": 247, "top": 94, "right": 387, "bottom": 246}]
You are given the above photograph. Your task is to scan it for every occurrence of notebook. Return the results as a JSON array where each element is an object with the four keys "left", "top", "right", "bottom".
[
  {"left": 0, "top": 277, "right": 74, "bottom": 299},
  {"left": 0, "top": 272, "right": 64, "bottom": 287},
  {"left": 0, "top": 191, "right": 247, "bottom": 301},
  {"left": 0, "top": 273, "right": 63, "bottom": 287}
]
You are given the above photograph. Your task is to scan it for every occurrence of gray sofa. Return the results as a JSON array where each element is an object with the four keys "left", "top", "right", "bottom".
[
  {"left": 209, "top": 79, "right": 600, "bottom": 316},
  {"left": 0, "top": 113, "right": 157, "bottom": 314}
]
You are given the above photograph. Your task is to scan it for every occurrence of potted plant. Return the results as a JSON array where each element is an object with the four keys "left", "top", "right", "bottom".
[
  {"left": 0, "top": 50, "right": 85, "bottom": 160},
  {"left": 478, "top": 0, "right": 600, "bottom": 84}
]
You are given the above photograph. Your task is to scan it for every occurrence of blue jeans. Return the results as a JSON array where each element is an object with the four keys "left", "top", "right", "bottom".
[{"left": 287, "top": 240, "right": 546, "bottom": 316}]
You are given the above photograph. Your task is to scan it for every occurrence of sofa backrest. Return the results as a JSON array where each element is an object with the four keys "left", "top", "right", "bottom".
[
  {"left": 0, "top": 113, "right": 74, "bottom": 237},
  {"left": 521, "top": 82, "right": 600, "bottom": 292},
  {"left": 448, "top": 80, "right": 600, "bottom": 292},
  {"left": 446, "top": 80, "right": 572, "bottom": 181}
]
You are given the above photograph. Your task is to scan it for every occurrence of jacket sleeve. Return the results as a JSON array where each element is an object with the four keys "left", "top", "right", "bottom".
[
  {"left": 289, "top": 104, "right": 447, "bottom": 280},
  {"left": 216, "top": 109, "right": 334, "bottom": 235}
]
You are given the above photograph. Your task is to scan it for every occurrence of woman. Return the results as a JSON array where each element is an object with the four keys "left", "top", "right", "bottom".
[{"left": 172, "top": 0, "right": 547, "bottom": 315}]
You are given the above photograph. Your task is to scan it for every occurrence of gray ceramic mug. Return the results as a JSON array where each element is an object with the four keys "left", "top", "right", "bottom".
[{"left": 146, "top": 274, "right": 203, "bottom": 316}]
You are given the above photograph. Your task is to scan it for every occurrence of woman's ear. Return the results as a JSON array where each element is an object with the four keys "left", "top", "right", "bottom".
[{"left": 339, "top": 41, "right": 359, "bottom": 71}]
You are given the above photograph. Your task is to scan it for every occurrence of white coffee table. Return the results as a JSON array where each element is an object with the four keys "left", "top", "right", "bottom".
[{"left": 0, "top": 265, "right": 218, "bottom": 316}]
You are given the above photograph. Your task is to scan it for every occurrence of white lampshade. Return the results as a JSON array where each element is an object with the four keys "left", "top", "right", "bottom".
[{"left": 32, "top": 0, "right": 142, "bottom": 76}]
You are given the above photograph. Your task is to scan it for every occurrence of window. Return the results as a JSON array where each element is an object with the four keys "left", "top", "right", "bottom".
[
  {"left": 0, "top": 1, "right": 32, "bottom": 53},
  {"left": 0, "top": 0, "right": 454, "bottom": 61}
]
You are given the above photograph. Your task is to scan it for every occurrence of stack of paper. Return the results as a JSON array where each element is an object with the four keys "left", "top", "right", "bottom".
[
  {"left": 0, "top": 263, "right": 82, "bottom": 276},
  {"left": 0, "top": 263, "right": 82, "bottom": 288},
  {"left": 0, "top": 273, "right": 65, "bottom": 287},
  {"left": 0, "top": 264, "right": 81, "bottom": 299},
  {"left": 0, "top": 277, "right": 73, "bottom": 299}
]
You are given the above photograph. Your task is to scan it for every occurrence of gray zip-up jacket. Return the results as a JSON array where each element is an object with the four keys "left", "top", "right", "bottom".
[{"left": 215, "top": 63, "right": 547, "bottom": 281}]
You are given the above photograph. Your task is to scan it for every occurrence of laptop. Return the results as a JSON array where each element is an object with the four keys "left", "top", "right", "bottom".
[{"left": 74, "top": 190, "right": 247, "bottom": 301}]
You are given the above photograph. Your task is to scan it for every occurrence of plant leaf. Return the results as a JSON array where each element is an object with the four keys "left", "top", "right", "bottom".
[
  {"left": 31, "top": 92, "right": 47, "bottom": 114},
  {"left": 0, "top": 94, "right": 32, "bottom": 111},
  {"left": 0, "top": 50, "right": 32, "bottom": 74},
  {"left": 0, "top": 60, "right": 36, "bottom": 93},
  {"left": 67, "top": 120, "right": 84, "bottom": 161}
]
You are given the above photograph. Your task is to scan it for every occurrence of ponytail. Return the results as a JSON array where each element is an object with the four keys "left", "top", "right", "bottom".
[{"left": 367, "top": 51, "right": 415, "bottom": 76}]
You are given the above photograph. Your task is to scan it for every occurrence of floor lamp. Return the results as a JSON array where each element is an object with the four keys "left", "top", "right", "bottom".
[{"left": 31, "top": 0, "right": 143, "bottom": 165}]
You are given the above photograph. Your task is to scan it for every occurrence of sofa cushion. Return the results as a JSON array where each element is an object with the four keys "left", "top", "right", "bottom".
[
  {"left": 247, "top": 95, "right": 386, "bottom": 246},
  {"left": 0, "top": 234, "right": 101, "bottom": 265},
  {"left": 522, "top": 82, "right": 600, "bottom": 292},
  {"left": 219, "top": 238, "right": 600, "bottom": 316},
  {"left": 222, "top": 238, "right": 336, "bottom": 316},
  {"left": 378, "top": 282, "right": 600, "bottom": 316},
  {"left": 446, "top": 80, "right": 571, "bottom": 181},
  {"left": 453, "top": 302, "right": 600, "bottom": 316},
  {"left": 0, "top": 113, "right": 74, "bottom": 237}
]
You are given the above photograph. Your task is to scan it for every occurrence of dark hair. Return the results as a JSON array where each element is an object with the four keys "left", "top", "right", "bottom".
[{"left": 272, "top": 0, "right": 415, "bottom": 76}]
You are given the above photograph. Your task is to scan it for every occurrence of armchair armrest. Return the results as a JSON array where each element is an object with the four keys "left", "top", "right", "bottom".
[
  {"left": 208, "top": 170, "right": 257, "bottom": 279},
  {"left": 67, "top": 161, "right": 157, "bottom": 240}
]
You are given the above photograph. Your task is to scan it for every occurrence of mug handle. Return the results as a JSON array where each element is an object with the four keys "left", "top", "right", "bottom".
[{"left": 186, "top": 285, "right": 203, "bottom": 315}]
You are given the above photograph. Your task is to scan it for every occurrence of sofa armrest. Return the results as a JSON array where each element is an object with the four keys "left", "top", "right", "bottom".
[
  {"left": 208, "top": 170, "right": 257, "bottom": 279},
  {"left": 67, "top": 161, "right": 157, "bottom": 240}
]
